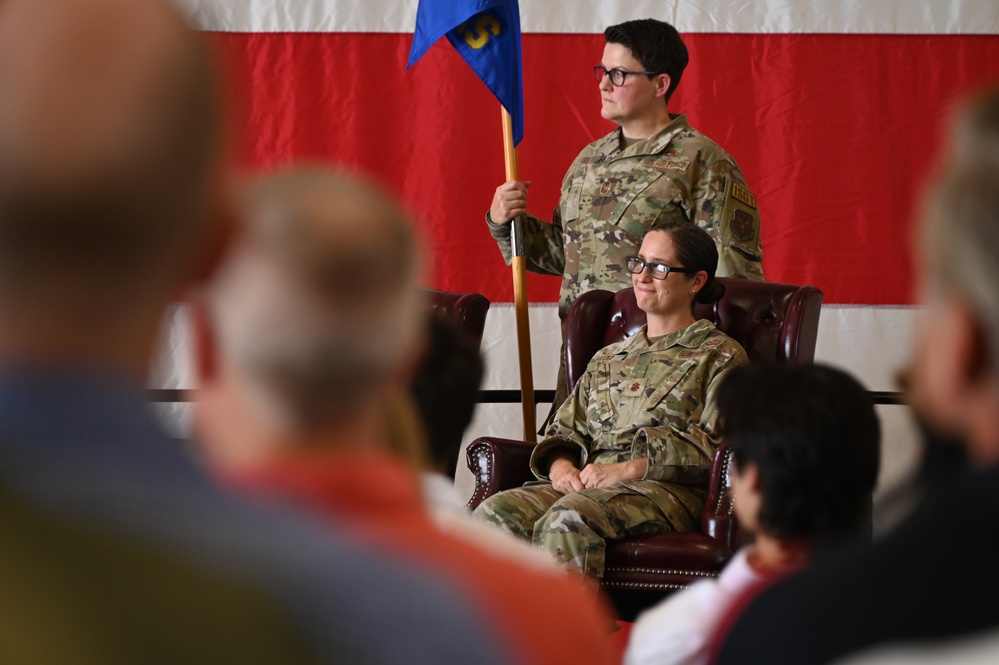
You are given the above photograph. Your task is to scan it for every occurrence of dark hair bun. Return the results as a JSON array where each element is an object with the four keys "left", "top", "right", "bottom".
[{"left": 695, "top": 280, "right": 725, "bottom": 304}]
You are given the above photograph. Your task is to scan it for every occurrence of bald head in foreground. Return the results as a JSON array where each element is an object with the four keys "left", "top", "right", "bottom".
[
  {"left": 196, "top": 167, "right": 427, "bottom": 461},
  {"left": 714, "top": 88, "right": 999, "bottom": 665},
  {"left": 0, "top": 1, "right": 515, "bottom": 663},
  {"left": 192, "top": 167, "right": 620, "bottom": 665}
]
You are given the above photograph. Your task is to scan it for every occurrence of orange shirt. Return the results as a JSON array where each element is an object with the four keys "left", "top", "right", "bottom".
[{"left": 224, "top": 449, "right": 617, "bottom": 665}]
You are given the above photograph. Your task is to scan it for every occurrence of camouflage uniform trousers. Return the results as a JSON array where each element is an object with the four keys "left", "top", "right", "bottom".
[{"left": 473, "top": 481, "right": 703, "bottom": 579}]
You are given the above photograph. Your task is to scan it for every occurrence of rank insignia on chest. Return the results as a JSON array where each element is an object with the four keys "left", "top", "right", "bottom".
[{"left": 622, "top": 379, "right": 646, "bottom": 397}]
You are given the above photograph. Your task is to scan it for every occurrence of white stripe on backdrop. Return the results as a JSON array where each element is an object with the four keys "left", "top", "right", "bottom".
[
  {"left": 151, "top": 303, "right": 924, "bottom": 532},
  {"left": 178, "top": 0, "right": 999, "bottom": 35},
  {"left": 477, "top": 304, "right": 920, "bottom": 393}
]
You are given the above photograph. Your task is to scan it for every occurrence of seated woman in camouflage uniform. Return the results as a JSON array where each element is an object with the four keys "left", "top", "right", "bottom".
[{"left": 473, "top": 220, "right": 748, "bottom": 579}]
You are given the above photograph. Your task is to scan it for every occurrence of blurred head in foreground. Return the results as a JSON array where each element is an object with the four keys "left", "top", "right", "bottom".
[
  {"left": 410, "top": 314, "right": 484, "bottom": 476},
  {"left": 909, "top": 88, "right": 999, "bottom": 466},
  {"left": 193, "top": 166, "right": 428, "bottom": 468},
  {"left": 0, "top": 0, "right": 224, "bottom": 372},
  {"left": 719, "top": 364, "right": 881, "bottom": 551}
]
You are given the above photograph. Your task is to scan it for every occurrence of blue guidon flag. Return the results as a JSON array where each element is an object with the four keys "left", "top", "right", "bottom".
[{"left": 407, "top": 0, "right": 525, "bottom": 145}]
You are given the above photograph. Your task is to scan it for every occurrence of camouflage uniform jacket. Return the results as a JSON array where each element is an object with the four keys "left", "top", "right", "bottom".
[
  {"left": 528, "top": 320, "right": 748, "bottom": 513},
  {"left": 488, "top": 115, "right": 764, "bottom": 319}
]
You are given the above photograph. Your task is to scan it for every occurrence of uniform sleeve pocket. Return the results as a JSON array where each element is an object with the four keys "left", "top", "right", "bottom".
[{"left": 563, "top": 180, "right": 583, "bottom": 222}]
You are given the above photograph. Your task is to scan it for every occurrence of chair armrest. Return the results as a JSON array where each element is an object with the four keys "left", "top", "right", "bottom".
[
  {"left": 701, "top": 444, "right": 743, "bottom": 550},
  {"left": 465, "top": 437, "right": 537, "bottom": 511}
]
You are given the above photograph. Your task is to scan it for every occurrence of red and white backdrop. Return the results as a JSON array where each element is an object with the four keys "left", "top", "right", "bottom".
[{"left": 158, "top": 0, "right": 999, "bottom": 512}]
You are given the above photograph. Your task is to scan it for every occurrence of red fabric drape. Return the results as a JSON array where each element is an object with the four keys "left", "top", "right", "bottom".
[{"left": 209, "top": 32, "right": 999, "bottom": 305}]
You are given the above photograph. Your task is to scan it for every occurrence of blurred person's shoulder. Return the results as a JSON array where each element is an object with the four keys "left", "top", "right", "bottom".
[
  {"left": 0, "top": 484, "right": 321, "bottom": 664},
  {"left": 716, "top": 465, "right": 999, "bottom": 665}
]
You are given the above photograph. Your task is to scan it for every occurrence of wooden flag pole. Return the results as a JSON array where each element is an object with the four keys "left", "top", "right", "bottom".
[{"left": 501, "top": 107, "right": 536, "bottom": 442}]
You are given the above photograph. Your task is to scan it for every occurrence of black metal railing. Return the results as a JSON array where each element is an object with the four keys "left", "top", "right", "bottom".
[
  {"left": 150, "top": 388, "right": 905, "bottom": 406},
  {"left": 477, "top": 390, "right": 905, "bottom": 406}
]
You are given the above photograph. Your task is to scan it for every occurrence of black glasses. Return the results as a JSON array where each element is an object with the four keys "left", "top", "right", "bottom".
[
  {"left": 625, "top": 256, "right": 699, "bottom": 280},
  {"left": 594, "top": 65, "right": 659, "bottom": 87}
]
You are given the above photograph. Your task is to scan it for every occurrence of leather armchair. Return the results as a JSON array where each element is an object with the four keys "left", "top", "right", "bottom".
[
  {"left": 425, "top": 289, "right": 490, "bottom": 348},
  {"left": 466, "top": 278, "right": 823, "bottom": 619},
  {"left": 424, "top": 289, "right": 490, "bottom": 478}
]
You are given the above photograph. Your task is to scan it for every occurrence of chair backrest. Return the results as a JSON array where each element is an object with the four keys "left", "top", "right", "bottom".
[
  {"left": 425, "top": 289, "right": 490, "bottom": 350},
  {"left": 564, "top": 278, "right": 823, "bottom": 393},
  {"left": 422, "top": 289, "right": 490, "bottom": 478}
]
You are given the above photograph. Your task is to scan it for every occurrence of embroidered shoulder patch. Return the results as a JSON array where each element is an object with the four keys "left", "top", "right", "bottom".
[
  {"left": 730, "top": 182, "right": 757, "bottom": 209},
  {"left": 729, "top": 208, "right": 757, "bottom": 243}
]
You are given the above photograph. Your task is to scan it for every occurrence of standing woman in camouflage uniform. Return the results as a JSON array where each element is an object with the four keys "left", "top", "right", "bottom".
[
  {"left": 474, "top": 221, "right": 748, "bottom": 579},
  {"left": 486, "top": 18, "right": 763, "bottom": 416}
]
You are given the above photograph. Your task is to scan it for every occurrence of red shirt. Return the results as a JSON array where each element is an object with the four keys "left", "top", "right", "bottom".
[{"left": 225, "top": 449, "right": 618, "bottom": 665}]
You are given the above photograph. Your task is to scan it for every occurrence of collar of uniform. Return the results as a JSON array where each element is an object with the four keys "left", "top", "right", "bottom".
[
  {"left": 594, "top": 114, "right": 691, "bottom": 160},
  {"left": 620, "top": 318, "right": 716, "bottom": 354}
]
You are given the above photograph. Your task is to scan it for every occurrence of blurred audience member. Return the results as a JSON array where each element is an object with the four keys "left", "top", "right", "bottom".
[
  {"left": 715, "top": 87, "right": 999, "bottom": 664},
  {"left": 624, "top": 364, "right": 880, "bottom": 665},
  {"left": 410, "top": 314, "right": 558, "bottom": 568},
  {"left": 192, "top": 166, "right": 619, "bottom": 665},
  {"left": 0, "top": 1, "right": 516, "bottom": 662},
  {"left": 0, "top": 485, "right": 317, "bottom": 664},
  {"left": 412, "top": 313, "right": 483, "bottom": 518}
]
